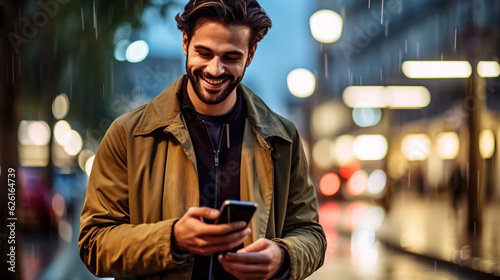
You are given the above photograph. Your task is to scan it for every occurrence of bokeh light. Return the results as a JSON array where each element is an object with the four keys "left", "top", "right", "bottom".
[
  {"left": 287, "top": 68, "right": 316, "bottom": 98},
  {"left": 78, "top": 149, "right": 96, "bottom": 172},
  {"left": 352, "top": 108, "right": 382, "bottom": 127},
  {"left": 401, "top": 134, "right": 431, "bottom": 161},
  {"left": 62, "top": 130, "right": 83, "bottom": 156},
  {"left": 54, "top": 120, "right": 72, "bottom": 145},
  {"left": 309, "top": 9, "right": 343, "bottom": 43},
  {"left": 334, "top": 135, "right": 355, "bottom": 165},
  {"left": 126, "top": 40, "right": 149, "bottom": 63},
  {"left": 319, "top": 173, "right": 341, "bottom": 196},
  {"left": 402, "top": 61, "right": 472, "bottom": 78},
  {"left": 319, "top": 201, "right": 341, "bottom": 230},
  {"left": 85, "top": 155, "right": 96, "bottom": 176},
  {"left": 311, "top": 101, "right": 350, "bottom": 138},
  {"left": 477, "top": 61, "right": 500, "bottom": 78},
  {"left": 52, "top": 93, "right": 70, "bottom": 120},
  {"left": 19, "top": 120, "right": 51, "bottom": 146},
  {"left": 367, "top": 170, "right": 386, "bottom": 195},
  {"left": 313, "top": 138, "right": 335, "bottom": 169},
  {"left": 339, "top": 160, "right": 360, "bottom": 180},
  {"left": 114, "top": 39, "right": 131, "bottom": 61},
  {"left": 479, "top": 129, "right": 495, "bottom": 159},
  {"left": 347, "top": 170, "right": 368, "bottom": 196},
  {"left": 436, "top": 132, "right": 460, "bottom": 160},
  {"left": 353, "top": 135, "right": 388, "bottom": 161}
]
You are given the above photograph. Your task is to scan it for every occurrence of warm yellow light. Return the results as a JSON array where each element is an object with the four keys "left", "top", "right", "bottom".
[
  {"left": 436, "top": 132, "right": 459, "bottom": 160},
  {"left": 54, "top": 120, "right": 72, "bottom": 145},
  {"left": 384, "top": 86, "right": 431, "bottom": 108},
  {"left": 85, "top": 155, "right": 95, "bottom": 176},
  {"left": 309, "top": 9, "right": 343, "bottom": 43},
  {"left": 78, "top": 149, "right": 95, "bottom": 172},
  {"left": 18, "top": 120, "right": 51, "bottom": 146},
  {"left": 343, "top": 86, "right": 430, "bottom": 108},
  {"left": 353, "top": 135, "right": 388, "bottom": 161},
  {"left": 401, "top": 134, "right": 431, "bottom": 161},
  {"left": 311, "top": 101, "right": 350, "bottom": 138},
  {"left": 343, "top": 86, "right": 385, "bottom": 108},
  {"left": 52, "top": 93, "right": 70, "bottom": 119},
  {"left": 335, "top": 135, "right": 355, "bottom": 165},
  {"left": 62, "top": 130, "right": 83, "bottom": 156},
  {"left": 478, "top": 61, "right": 500, "bottom": 78},
  {"left": 313, "top": 138, "right": 335, "bottom": 169},
  {"left": 479, "top": 129, "right": 495, "bottom": 159},
  {"left": 402, "top": 61, "right": 472, "bottom": 79},
  {"left": 287, "top": 68, "right": 316, "bottom": 98}
]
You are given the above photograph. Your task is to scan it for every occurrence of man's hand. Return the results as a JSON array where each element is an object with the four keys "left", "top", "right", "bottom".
[
  {"left": 218, "top": 238, "right": 286, "bottom": 280},
  {"left": 172, "top": 207, "right": 250, "bottom": 256}
]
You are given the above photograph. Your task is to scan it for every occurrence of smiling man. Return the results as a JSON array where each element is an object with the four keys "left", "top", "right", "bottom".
[{"left": 79, "top": 1, "right": 326, "bottom": 279}]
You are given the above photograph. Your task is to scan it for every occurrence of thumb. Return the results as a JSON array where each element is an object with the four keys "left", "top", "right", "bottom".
[
  {"left": 238, "top": 238, "right": 270, "bottom": 253},
  {"left": 187, "top": 206, "right": 220, "bottom": 220}
]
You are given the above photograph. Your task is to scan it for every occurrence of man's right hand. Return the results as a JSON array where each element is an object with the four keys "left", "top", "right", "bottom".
[{"left": 172, "top": 207, "right": 251, "bottom": 256}]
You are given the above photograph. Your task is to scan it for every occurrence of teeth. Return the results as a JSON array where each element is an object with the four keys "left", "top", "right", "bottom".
[{"left": 204, "top": 77, "right": 224, "bottom": 85}]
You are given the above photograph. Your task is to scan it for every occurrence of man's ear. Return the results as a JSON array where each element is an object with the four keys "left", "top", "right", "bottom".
[
  {"left": 245, "top": 44, "right": 258, "bottom": 67},
  {"left": 182, "top": 32, "right": 189, "bottom": 56}
]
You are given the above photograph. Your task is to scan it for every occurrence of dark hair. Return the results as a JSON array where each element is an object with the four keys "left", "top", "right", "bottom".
[{"left": 175, "top": 0, "right": 272, "bottom": 48}]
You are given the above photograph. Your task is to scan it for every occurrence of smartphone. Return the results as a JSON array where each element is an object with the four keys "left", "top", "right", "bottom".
[{"left": 215, "top": 200, "right": 257, "bottom": 225}]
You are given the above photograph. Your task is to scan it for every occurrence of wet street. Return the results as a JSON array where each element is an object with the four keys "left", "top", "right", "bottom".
[{"left": 22, "top": 193, "right": 500, "bottom": 280}]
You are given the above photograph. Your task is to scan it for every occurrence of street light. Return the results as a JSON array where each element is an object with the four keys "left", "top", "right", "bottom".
[
  {"left": 287, "top": 68, "right": 316, "bottom": 98},
  {"left": 402, "top": 61, "right": 472, "bottom": 79},
  {"left": 309, "top": 9, "right": 343, "bottom": 43},
  {"left": 342, "top": 86, "right": 431, "bottom": 109}
]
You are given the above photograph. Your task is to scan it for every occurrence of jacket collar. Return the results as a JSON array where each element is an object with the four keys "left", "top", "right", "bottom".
[{"left": 133, "top": 75, "right": 291, "bottom": 143}]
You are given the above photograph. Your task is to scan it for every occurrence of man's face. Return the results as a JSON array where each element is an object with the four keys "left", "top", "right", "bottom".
[{"left": 183, "top": 18, "right": 256, "bottom": 106}]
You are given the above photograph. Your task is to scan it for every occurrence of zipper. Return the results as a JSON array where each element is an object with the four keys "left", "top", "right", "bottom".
[
  {"left": 201, "top": 120, "right": 227, "bottom": 280},
  {"left": 201, "top": 120, "right": 227, "bottom": 207}
]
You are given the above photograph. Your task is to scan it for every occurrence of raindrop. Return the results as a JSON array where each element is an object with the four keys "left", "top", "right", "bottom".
[
  {"left": 81, "top": 7, "right": 84, "bottom": 31},
  {"left": 368, "top": 0, "right": 371, "bottom": 9},
  {"left": 454, "top": 28, "right": 457, "bottom": 52},
  {"left": 381, "top": 0, "right": 384, "bottom": 24}
]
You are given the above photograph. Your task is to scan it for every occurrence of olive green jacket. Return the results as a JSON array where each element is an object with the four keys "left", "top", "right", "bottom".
[{"left": 78, "top": 75, "right": 326, "bottom": 280}]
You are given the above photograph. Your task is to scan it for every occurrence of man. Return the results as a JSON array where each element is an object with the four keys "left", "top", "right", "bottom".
[{"left": 78, "top": 0, "right": 326, "bottom": 279}]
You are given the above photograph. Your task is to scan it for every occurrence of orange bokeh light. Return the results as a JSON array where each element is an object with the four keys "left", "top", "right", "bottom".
[
  {"left": 319, "top": 173, "right": 341, "bottom": 196},
  {"left": 346, "top": 170, "right": 368, "bottom": 196},
  {"left": 339, "top": 160, "right": 360, "bottom": 179},
  {"left": 319, "top": 201, "right": 341, "bottom": 229}
]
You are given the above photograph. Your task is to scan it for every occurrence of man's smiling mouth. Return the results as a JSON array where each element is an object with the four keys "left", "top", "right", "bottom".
[{"left": 202, "top": 76, "right": 226, "bottom": 86}]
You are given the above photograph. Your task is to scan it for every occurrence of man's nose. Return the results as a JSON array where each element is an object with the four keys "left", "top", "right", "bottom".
[{"left": 206, "top": 57, "right": 225, "bottom": 77}]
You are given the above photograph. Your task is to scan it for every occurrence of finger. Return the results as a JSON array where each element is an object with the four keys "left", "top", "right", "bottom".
[
  {"left": 202, "top": 221, "right": 247, "bottom": 236},
  {"left": 200, "top": 231, "right": 249, "bottom": 253},
  {"left": 221, "top": 252, "right": 269, "bottom": 264},
  {"left": 238, "top": 238, "right": 270, "bottom": 253},
  {"left": 203, "top": 227, "right": 251, "bottom": 246},
  {"left": 186, "top": 206, "right": 219, "bottom": 220},
  {"left": 218, "top": 255, "right": 270, "bottom": 278}
]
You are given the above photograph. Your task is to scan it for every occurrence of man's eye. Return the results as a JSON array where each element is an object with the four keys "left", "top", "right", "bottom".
[
  {"left": 199, "top": 52, "right": 211, "bottom": 57},
  {"left": 226, "top": 56, "right": 241, "bottom": 61}
]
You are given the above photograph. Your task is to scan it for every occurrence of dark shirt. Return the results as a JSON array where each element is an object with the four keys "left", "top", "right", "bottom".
[{"left": 180, "top": 78, "right": 245, "bottom": 280}]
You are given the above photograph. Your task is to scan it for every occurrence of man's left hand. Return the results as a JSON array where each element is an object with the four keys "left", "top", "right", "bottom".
[{"left": 218, "top": 238, "right": 286, "bottom": 280}]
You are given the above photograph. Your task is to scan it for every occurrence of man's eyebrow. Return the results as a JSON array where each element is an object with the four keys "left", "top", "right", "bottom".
[{"left": 193, "top": 45, "right": 244, "bottom": 56}]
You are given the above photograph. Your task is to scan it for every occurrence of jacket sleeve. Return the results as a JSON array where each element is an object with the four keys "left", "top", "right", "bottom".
[
  {"left": 78, "top": 120, "right": 189, "bottom": 278},
  {"left": 272, "top": 128, "right": 327, "bottom": 280}
]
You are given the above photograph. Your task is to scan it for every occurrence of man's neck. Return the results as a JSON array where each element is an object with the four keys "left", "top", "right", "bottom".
[{"left": 187, "top": 81, "right": 237, "bottom": 116}]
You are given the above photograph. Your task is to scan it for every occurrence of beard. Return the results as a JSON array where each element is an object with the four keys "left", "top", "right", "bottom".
[{"left": 186, "top": 61, "right": 245, "bottom": 105}]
